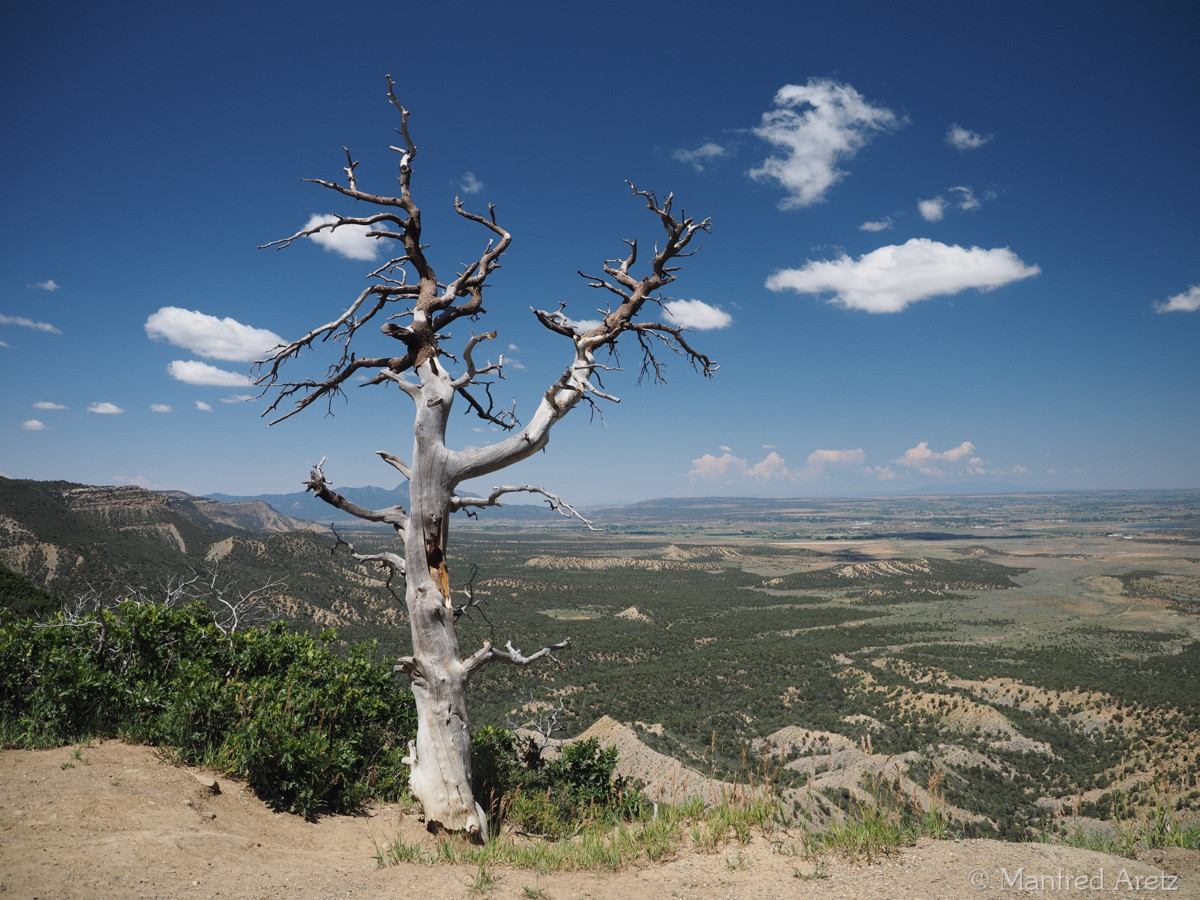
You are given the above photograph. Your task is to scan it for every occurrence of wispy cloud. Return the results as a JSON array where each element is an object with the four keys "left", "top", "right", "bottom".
[
  {"left": 859, "top": 217, "right": 893, "bottom": 232},
  {"left": 952, "top": 186, "right": 983, "bottom": 211},
  {"left": 88, "top": 402, "right": 125, "bottom": 415},
  {"left": 673, "top": 141, "right": 728, "bottom": 172},
  {"left": 151, "top": 403, "right": 172, "bottom": 413},
  {"left": 21, "top": 419, "right": 47, "bottom": 431},
  {"left": 32, "top": 401, "right": 67, "bottom": 410},
  {"left": 30, "top": 279, "right": 61, "bottom": 292},
  {"left": 1154, "top": 284, "right": 1200, "bottom": 313},
  {"left": 0, "top": 314, "right": 60, "bottom": 334},
  {"left": 457, "top": 171, "right": 484, "bottom": 195},
  {"left": 166, "top": 360, "right": 253, "bottom": 387},
  {"left": 145, "top": 307, "right": 283, "bottom": 362},
  {"left": 195, "top": 400, "right": 214, "bottom": 412},
  {"left": 501, "top": 343, "right": 526, "bottom": 372},
  {"left": 662, "top": 299, "right": 732, "bottom": 330},
  {"left": 806, "top": 448, "right": 867, "bottom": 470},
  {"left": 946, "top": 124, "right": 992, "bottom": 151},
  {"left": 765, "top": 238, "right": 1040, "bottom": 313},
  {"left": 749, "top": 78, "right": 902, "bottom": 209},
  {"left": 303, "top": 213, "right": 386, "bottom": 261},
  {"left": 918, "top": 186, "right": 984, "bottom": 221}
]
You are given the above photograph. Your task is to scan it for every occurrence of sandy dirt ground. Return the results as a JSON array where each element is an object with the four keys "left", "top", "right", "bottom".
[{"left": 2, "top": 740, "right": 1197, "bottom": 899}]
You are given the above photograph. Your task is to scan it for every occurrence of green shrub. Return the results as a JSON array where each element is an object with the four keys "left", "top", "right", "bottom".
[
  {"left": 0, "top": 601, "right": 416, "bottom": 819},
  {"left": 473, "top": 729, "right": 649, "bottom": 839}
]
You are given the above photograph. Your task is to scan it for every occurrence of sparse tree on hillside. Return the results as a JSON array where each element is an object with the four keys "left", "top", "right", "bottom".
[{"left": 254, "top": 77, "right": 714, "bottom": 839}]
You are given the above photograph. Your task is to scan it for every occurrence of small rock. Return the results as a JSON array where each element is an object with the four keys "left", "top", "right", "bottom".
[{"left": 192, "top": 773, "right": 221, "bottom": 795}]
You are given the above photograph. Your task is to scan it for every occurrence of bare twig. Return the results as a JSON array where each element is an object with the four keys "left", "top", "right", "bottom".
[{"left": 452, "top": 485, "right": 597, "bottom": 530}]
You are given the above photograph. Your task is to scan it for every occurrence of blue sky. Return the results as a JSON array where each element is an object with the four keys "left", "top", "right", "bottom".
[{"left": 3, "top": 1, "right": 1198, "bottom": 505}]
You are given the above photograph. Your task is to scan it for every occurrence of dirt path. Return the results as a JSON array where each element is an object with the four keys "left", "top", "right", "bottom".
[{"left": 2, "top": 741, "right": 1196, "bottom": 899}]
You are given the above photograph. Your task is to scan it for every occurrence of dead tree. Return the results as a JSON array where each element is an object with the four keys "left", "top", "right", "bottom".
[{"left": 254, "top": 77, "right": 714, "bottom": 839}]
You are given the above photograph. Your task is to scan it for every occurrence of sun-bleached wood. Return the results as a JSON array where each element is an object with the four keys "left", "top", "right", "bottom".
[{"left": 255, "top": 77, "right": 713, "bottom": 839}]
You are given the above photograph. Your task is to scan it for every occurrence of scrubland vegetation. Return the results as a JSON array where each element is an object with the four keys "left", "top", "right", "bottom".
[{"left": 2, "top": 485, "right": 1199, "bottom": 865}]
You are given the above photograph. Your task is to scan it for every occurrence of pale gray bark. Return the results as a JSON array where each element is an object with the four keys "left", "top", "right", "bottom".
[{"left": 255, "top": 77, "right": 713, "bottom": 838}]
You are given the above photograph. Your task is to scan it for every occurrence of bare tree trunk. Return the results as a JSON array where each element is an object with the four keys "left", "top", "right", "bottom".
[
  {"left": 397, "top": 360, "right": 486, "bottom": 836},
  {"left": 255, "top": 79, "right": 713, "bottom": 838}
]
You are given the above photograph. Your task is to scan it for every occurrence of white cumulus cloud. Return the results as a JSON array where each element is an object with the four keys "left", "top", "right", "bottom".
[
  {"left": 918, "top": 197, "right": 947, "bottom": 222},
  {"left": 688, "top": 447, "right": 866, "bottom": 484},
  {"left": 32, "top": 401, "right": 67, "bottom": 410},
  {"left": 662, "top": 299, "right": 732, "bottom": 330},
  {"left": 946, "top": 124, "right": 993, "bottom": 151},
  {"left": 673, "top": 141, "right": 729, "bottom": 172},
  {"left": 304, "top": 213, "right": 385, "bottom": 261},
  {"left": 565, "top": 316, "right": 604, "bottom": 332},
  {"left": 21, "top": 419, "right": 47, "bottom": 431},
  {"left": 749, "top": 78, "right": 901, "bottom": 209},
  {"left": 688, "top": 451, "right": 793, "bottom": 483},
  {"left": 195, "top": 400, "right": 214, "bottom": 412},
  {"left": 1154, "top": 284, "right": 1200, "bottom": 313},
  {"left": 895, "top": 441, "right": 977, "bottom": 467},
  {"left": 167, "top": 360, "right": 253, "bottom": 387},
  {"left": 765, "top": 238, "right": 1040, "bottom": 313},
  {"left": 151, "top": 404, "right": 172, "bottom": 413},
  {"left": 145, "top": 307, "right": 283, "bottom": 362},
  {"left": 88, "top": 402, "right": 125, "bottom": 415},
  {"left": 31, "top": 279, "right": 61, "bottom": 291}
]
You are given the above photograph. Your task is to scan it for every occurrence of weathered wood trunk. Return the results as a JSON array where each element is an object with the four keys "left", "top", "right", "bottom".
[{"left": 400, "top": 360, "right": 488, "bottom": 838}]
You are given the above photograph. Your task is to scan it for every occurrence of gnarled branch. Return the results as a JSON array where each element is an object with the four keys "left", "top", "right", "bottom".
[
  {"left": 463, "top": 637, "right": 571, "bottom": 678},
  {"left": 305, "top": 458, "right": 408, "bottom": 533}
]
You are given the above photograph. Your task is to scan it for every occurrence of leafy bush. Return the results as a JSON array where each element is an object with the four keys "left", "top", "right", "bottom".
[
  {"left": 0, "top": 601, "right": 416, "bottom": 819},
  {"left": 471, "top": 727, "right": 649, "bottom": 839}
]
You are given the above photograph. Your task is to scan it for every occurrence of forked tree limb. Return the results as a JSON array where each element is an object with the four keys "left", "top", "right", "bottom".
[{"left": 462, "top": 638, "right": 572, "bottom": 678}]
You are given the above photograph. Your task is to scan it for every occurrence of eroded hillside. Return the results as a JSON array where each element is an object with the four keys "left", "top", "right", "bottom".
[
  {"left": 3, "top": 481, "right": 1198, "bottom": 841},
  {"left": 450, "top": 493, "right": 1200, "bottom": 841}
]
